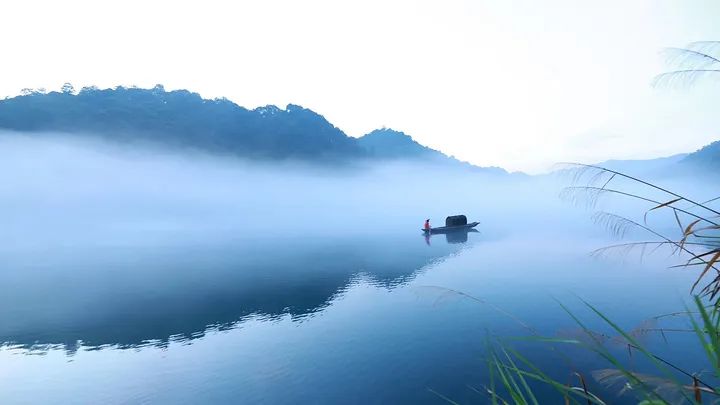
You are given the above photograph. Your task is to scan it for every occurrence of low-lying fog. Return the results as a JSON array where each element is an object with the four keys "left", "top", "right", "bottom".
[
  {"left": 0, "top": 131, "right": 585, "bottom": 249},
  {"left": 1, "top": 130, "right": 714, "bottom": 262}
]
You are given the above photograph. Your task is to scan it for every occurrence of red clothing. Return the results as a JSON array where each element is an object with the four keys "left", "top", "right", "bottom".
[{"left": 424, "top": 220, "right": 431, "bottom": 230}]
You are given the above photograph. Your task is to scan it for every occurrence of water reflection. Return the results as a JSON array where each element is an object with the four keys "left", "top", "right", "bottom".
[
  {"left": 0, "top": 232, "right": 477, "bottom": 351},
  {"left": 423, "top": 229, "right": 479, "bottom": 245},
  {"left": 445, "top": 229, "right": 479, "bottom": 244}
]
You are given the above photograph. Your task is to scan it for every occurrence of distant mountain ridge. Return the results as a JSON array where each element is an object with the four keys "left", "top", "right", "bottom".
[
  {"left": 682, "top": 140, "right": 720, "bottom": 168},
  {"left": 0, "top": 85, "right": 507, "bottom": 174},
  {"left": 357, "top": 128, "right": 440, "bottom": 160},
  {"left": 589, "top": 140, "right": 720, "bottom": 178},
  {"left": 0, "top": 85, "right": 361, "bottom": 161},
  {"left": 357, "top": 128, "right": 509, "bottom": 174},
  {"left": 593, "top": 153, "right": 689, "bottom": 177}
]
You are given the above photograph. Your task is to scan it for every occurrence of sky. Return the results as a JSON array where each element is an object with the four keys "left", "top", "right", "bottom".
[{"left": 2, "top": 0, "right": 720, "bottom": 173}]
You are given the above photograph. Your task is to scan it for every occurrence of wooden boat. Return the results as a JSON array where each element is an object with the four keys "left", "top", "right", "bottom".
[{"left": 422, "top": 222, "right": 479, "bottom": 234}]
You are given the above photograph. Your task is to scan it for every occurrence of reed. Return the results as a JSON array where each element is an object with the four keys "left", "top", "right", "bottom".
[
  {"left": 652, "top": 41, "right": 720, "bottom": 88},
  {"left": 433, "top": 41, "right": 720, "bottom": 404},
  {"left": 461, "top": 297, "right": 720, "bottom": 405},
  {"left": 466, "top": 164, "right": 720, "bottom": 403},
  {"left": 559, "top": 162, "right": 720, "bottom": 302}
]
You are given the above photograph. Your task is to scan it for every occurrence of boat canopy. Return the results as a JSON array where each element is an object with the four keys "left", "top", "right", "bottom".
[{"left": 445, "top": 215, "right": 467, "bottom": 227}]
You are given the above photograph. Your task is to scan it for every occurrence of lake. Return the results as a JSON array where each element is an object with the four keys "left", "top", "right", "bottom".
[
  {"left": 0, "top": 224, "right": 701, "bottom": 404},
  {"left": 0, "top": 139, "right": 707, "bottom": 403}
]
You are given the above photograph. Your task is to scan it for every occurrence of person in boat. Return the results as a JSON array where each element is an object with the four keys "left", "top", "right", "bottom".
[{"left": 424, "top": 219, "right": 431, "bottom": 231}]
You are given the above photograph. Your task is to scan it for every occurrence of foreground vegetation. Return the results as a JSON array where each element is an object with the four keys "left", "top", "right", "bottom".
[
  {"left": 478, "top": 162, "right": 720, "bottom": 405},
  {"left": 441, "top": 42, "right": 720, "bottom": 404}
]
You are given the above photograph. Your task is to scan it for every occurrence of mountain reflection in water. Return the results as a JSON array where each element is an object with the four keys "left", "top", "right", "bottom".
[{"left": 0, "top": 232, "right": 479, "bottom": 351}]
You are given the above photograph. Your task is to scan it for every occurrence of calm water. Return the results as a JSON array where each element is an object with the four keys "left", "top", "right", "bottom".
[
  {"left": 0, "top": 138, "right": 706, "bottom": 403},
  {"left": 0, "top": 225, "right": 701, "bottom": 404}
]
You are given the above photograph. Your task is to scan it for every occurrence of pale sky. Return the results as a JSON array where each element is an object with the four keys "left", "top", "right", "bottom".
[{"left": 2, "top": 0, "right": 720, "bottom": 173}]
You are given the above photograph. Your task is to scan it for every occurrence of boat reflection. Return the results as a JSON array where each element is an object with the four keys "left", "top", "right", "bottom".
[{"left": 423, "top": 229, "right": 479, "bottom": 245}]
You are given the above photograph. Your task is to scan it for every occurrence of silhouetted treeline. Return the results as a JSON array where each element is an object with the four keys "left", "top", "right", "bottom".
[
  {"left": 0, "top": 85, "right": 361, "bottom": 161},
  {"left": 0, "top": 85, "right": 512, "bottom": 173},
  {"left": 683, "top": 140, "right": 720, "bottom": 168}
]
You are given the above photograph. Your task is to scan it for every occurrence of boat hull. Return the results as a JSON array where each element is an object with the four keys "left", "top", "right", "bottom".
[{"left": 422, "top": 222, "right": 479, "bottom": 234}]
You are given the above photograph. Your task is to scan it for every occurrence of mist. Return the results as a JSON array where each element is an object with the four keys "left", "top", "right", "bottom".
[
  {"left": 2, "top": 129, "right": 714, "bottom": 266},
  {"left": 0, "top": 131, "right": 583, "bottom": 249}
]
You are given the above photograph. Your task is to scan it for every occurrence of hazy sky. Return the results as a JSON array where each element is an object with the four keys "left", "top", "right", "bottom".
[{"left": 2, "top": 0, "right": 720, "bottom": 172}]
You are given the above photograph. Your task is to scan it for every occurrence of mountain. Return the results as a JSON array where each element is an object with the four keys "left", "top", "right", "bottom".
[
  {"left": 0, "top": 85, "right": 510, "bottom": 174},
  {"left": 0, "top": 85, "right": 363, "bottom": 161},
  {"left": 681, "top": 140, "right": 720, "bottom": 168},
  {"left": 357, "top": 128, "right": 509, "bottom": 174},
  {"left": 357, "top": 128, "right": 441, "bottom": 160},
  {"left": 586, "top": 139, "right": 720, "bottom": 180},
  {"left": 593, "top": 153, "right": 689, "bottom": 177}
]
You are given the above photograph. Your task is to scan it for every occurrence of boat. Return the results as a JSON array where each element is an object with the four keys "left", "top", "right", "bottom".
[
  {"left": 422, "top": 222, "right": 479, "bottom": 234},
  {"left": 422, "top": 215, "right": 479, "bottom": 234}
]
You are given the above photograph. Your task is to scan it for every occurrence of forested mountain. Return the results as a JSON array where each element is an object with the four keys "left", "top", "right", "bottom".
[
  {"left": 0, "top": 85, "right": 362, "bottom": 161},
  {"left": 682, "top": 140, "right": 720, "bottom": 167},
  {"left": 357, "top": 128, "right": 509, "bottom": 174},
  {"left": 0, "top": 85, "right": 509, "bottom": 173},
  {"left": 357, "top": 129, "right": 441, "bottom": 160}
]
